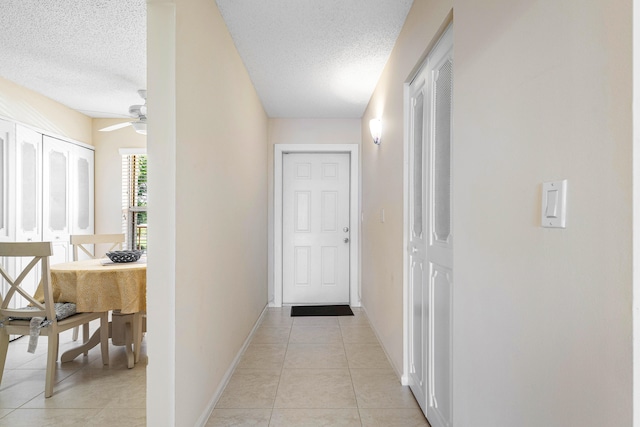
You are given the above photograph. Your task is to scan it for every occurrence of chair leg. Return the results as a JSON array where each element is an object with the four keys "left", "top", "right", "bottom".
[
  {"left": 82, "top": 323, "right": 90, "bottom": 356},
  {"left": 45, "top": 333, "right": 58, "bottom": 398},
  {"left": 0, "top": 332, "right": 9, "bottom": 386},
  {"left": 100, "top": 313, "right": 110, "bottom": 366},
  {"left": 72, "top": 326, "right": 79, "bottom": 342}
]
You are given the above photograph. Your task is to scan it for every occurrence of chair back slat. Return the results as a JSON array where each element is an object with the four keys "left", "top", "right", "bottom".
[
  {"left": 0, "top": 242, "right": 53, "bottom": 257},
  {"left": 70, "top": 234, "right": 125, "bottom": 261},
  {"left": 0, "top": 242, "right": 55, "bottom": 321},
  {"left": 3, "top": 256, "right": 41, "bottom": 305}
]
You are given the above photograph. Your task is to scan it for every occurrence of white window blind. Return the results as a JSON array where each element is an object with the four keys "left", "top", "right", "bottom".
[{"left": 122, "top": 154, "right": 147, "bottom": 251}]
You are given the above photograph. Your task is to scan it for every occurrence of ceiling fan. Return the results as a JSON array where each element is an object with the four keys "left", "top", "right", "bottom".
[{"left": 99, "top": 89, "right": 147, "bottom": 135}]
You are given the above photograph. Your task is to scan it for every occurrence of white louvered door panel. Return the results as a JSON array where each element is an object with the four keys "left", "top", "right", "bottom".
[
  {"left": 0, "top": 120, "right": 16, "bottom": 315},
  {"left": 16, "top": 126, "right": 42, "bottom": 243},
  {"left": 15, "top": 125, "right": 43, "bottom": 309},
  {"left": 283, "top": 153, "right": 350, "bottom": 304},
  {"left": 43, "top": 136, "right": 71, "bottom": 265},
  {"left": 407, "top": 24, "right": 453, "bottom": 427},
  {"left": 425, "top": 26, "right": 454, "bottom": 427},
  {"left": 71, "top": 145, "right": 94, "bottom": 236},
  {"left": 426, "top": 41, "right": 453, "bottom": 427},
  {"left": 408, "top": 75, "right": 428, "bottom": 412},
  {"left": 0, "top": 120, "right": 15, "bottom": 243}
]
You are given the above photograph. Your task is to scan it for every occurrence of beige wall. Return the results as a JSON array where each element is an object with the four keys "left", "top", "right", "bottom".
[
  {"left": 362, "top": 0, "right": 453, "bottom": 377},
  {"left": 147, "top": 0, "right": 270, "bottom": 425},
  {"left": 92, "top": 119, "right": 147, "bottom": 245},
  {"left": 0, "top": 76, "right": 92, "bottom": 143},
  {"left": 267, "top": 118, "right": 361, "bottom": 303},
  {"left": 454, "top": 0, "right": 632, "bottom": 425},
  {"left": 363, "top": 0, "right": 633, "bottom": 425}
]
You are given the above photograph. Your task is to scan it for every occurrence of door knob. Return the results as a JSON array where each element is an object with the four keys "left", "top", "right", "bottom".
[
  {"left": 343, "top": 227, "right": 349, "bottom": 232},
  {"left": 344, "top": 238, "right": 349, "bottom": 243},
  {"left": 411, "top": 247, "right": 418, "bottom": 254}
]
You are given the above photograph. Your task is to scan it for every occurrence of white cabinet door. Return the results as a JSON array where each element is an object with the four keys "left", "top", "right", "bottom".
[
  {"left": 0, "top": 120, "right": 15, "bottom": 243},
  {"left": 0, "top": 120, "right": 16, "bottom": 313},
  {"left": 70, "top": 145, "right": 94, "bottom": 236},
  {"left": 14, "top": 125, "right": 43, "bottom": 309},
  {"left": 43, "top": 136, "right": 71, "bottom": 264},
  {"left": 16, "top": 126, "right": 42, "bottom": 243}
]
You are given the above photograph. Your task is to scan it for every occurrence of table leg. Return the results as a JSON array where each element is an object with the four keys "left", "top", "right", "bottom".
[
  {"left": 112, "top": 311, "right": 138, "bottom": 369},
  {"left": 61, "top": 313, "right": 144, "bottom": 368},
  {"left": 60, "top": 323, "right": 111, "bottom": 364}
]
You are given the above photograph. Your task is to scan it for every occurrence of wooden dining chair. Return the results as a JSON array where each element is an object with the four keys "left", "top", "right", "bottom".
[
  {"left": 69, "top": 233, "right": 125, "bottom": 343},
  {"left": 70, "top": 233, "right": 125, "bottom": 262},
  {"left": 0, "top": 242, "right": 109, "bottom": 397}
]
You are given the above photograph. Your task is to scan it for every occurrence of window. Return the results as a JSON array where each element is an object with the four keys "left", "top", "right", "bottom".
[{"left": 122, "top": 153, "right": 147, "bottom": 251}]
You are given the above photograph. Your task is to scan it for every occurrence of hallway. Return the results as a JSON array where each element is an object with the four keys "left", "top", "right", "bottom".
[{"left": 207, "top": 307, "right": 430, "bottom": 426}]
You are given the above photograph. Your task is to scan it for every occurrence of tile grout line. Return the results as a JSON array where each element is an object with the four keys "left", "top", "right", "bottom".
[
  {"left": 340, "top": 313, "right": 364, "bottom": 425},
  {"left": 267, "top": 310, "right": 293, "bottom": 423}
]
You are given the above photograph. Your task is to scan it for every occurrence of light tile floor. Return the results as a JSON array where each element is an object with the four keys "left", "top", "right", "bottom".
[
  {"left": 0, "top": 321, "right": 146, "bottom": 427},
  {"left": 207, "top": 307, "right": 430, "bottom": 427},
  {"left": 0, "top": 308, "right": 429, "bottom": 426}
]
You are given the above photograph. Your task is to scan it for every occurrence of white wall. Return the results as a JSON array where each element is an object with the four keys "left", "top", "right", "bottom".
[
  {"left": 146, "top": 1, "right": 176, "bottom": 424},
  {"left": 363, "top": 0, "right": 634, "bottom": 425},
  {"left": 267, "top": 118, "right": 361, "bottom": 304},
  {"left": 148, "top": 0, "right": 269, "bottom": 425},
  {"left": 634, "top": 2, "right": 640, "bottom": 424},
  {"left": 92, "top": 119, "right": 146, "bottom": 243}
]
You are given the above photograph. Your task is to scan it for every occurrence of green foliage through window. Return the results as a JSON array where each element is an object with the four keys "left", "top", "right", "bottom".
[{"left": 122, "top": 154, "right": 147, "bottom": 251}]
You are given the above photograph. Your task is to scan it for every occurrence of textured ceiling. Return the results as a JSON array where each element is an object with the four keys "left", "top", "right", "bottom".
[
  {"left": 0, "top": 0, "right": 146, "bottom": 118},
  {"left": 216, "top": 0, "right": 414, "bottom": 118},
  {"left": 0, "top": 0, "right": 412, "bottom": 120}
]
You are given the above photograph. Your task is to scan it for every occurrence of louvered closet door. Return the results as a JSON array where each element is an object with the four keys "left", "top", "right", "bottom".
[
  {"left": 43, "top": 136, "right": 71, "bottom": 265},
  {"left": 15, "top": 125, "right": 42, "bottom": 310},
  {"left": 0, "top": 120, "right": 14, "bottom": 242},
  {"left": 407, "top": 24, "right": 453, "bottom": 427},
  {"left": 0, "top": 120, "right": 15, "bottom": 315},
  {"left": 283, "top": 153, "right": 350, "bottom": 304},
  {"left": 71, "top": 145, "right": 94, "bottom": 236},
  {"left": 16, "top": 126, "right": 42, "bottom": 244},
  {"left": 425, "top": 28, "right": 453, "bottom": 427}
]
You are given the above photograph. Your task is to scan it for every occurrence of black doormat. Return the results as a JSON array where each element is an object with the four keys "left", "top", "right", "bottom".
[{"left": 291, "top": 305, "right": 354, "bottom": 317}]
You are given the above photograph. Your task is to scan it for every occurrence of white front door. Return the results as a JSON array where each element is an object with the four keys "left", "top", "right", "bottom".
[
  {"left": 407, "top": 24, "right": 453, "bottom": 427},
  {"left": 282, "top": 152, "right": 350, "bottom": 304}
]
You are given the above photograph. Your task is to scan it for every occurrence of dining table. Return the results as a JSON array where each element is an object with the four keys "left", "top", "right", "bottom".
[{"left": 34, "top": 257, "right": 147, "bottom": 368}]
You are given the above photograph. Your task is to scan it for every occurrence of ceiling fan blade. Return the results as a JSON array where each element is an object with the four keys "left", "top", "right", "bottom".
[{"left": 99, "top": 121, "right": 134, "bottom": 132}]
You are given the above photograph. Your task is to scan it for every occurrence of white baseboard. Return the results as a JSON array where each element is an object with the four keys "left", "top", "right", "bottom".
[
  {"left": 360, "top": 304, "right": 405, "bottom": 383},
  {"left": 195, "top": 304, "right": 269, "bottom": 427}
]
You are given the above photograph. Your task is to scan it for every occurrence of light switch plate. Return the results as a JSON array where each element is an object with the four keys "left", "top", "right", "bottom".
[{"left": 541, "top": 180, "right": 567, "bottom": 228}]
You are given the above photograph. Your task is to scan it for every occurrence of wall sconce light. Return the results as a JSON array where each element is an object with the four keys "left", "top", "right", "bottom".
[{"left": 369, "top": 118, "right": 382, "bottom": 145}]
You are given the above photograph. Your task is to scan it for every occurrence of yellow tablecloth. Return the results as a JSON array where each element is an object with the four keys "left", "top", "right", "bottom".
[{"left": 34, "top": 258, "right": 146, "bottom": 314}]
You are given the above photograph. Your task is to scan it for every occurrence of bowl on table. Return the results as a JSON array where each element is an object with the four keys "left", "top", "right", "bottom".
[{"left": 105, "top": 250, "right": 143, "bottom": 263}]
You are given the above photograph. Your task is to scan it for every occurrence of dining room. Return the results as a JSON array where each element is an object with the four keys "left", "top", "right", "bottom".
[
  {"left": 0, "top": 76, "right": 148, "bottom": 424},
  {"left": 0, "top": 0, "right": 149, "bottom": 413}
]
